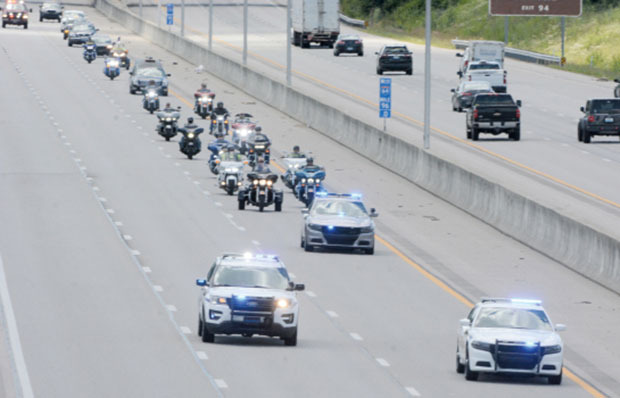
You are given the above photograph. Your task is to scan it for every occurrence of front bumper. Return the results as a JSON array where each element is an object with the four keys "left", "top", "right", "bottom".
[
  {"left": 468, "top": 345, "right": 562, "bottom": 376},
  {"left": 3, "top": 17, "right": 28, "bottom": 25},
  {"left": 379, "top": 60, "right": 412, "bottom": 71},
  {"left": 203, "top": 303, "right": 297, "bottom": 338},
  {"left": 305, "top": 226, "right": 374, "bottom": 249},
  {"left": 68, "top": 36, "right": 90, "bottom": 44}
]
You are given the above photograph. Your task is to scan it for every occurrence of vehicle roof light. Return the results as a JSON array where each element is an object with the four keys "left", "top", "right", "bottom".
[{"left": 511, "top": 298, "right": 542, "bottom": 305}]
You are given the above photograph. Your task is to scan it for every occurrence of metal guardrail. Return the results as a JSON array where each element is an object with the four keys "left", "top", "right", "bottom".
[
  {"left": 452, "top": 39, "right": 560, "bottom": 65},
  {"left": 339, "top": 12, "right": 367, "bottom": 28}
]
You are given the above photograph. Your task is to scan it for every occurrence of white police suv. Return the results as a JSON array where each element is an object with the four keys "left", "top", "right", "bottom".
[
  {"left": 301, "top": 193, "right": 378, "bottom": 254},
  {"left": 196, "top": 253, "right": 304, "bottom": 346},
  {"left": 456, "top": 298, "right": 566, "bottom": 384}
]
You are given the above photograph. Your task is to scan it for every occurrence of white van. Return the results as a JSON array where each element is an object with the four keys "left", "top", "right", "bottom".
[{"left": 457, "top": 41, "right": 505, "bottom": 74}]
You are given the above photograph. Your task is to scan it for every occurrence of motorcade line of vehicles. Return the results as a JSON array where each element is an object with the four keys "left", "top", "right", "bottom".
[{"left": 59, "top": 22, "right": 575, "bottom": 380}]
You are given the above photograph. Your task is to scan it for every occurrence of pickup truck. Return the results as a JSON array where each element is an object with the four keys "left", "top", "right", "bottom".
[
  {"left": 459, "top": 61, "right": 506, "bottom": 93},
  {"left": 466, "top": 93, "right": 522, "bottom": 141},
  {"left": 578, "top": 99, "right": 620, "bottom": 143}
]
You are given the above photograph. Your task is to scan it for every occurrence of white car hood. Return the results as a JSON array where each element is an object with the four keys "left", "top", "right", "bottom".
[
  {"left": 308, "top": 215, "right": 371, "bottom": 229},
  {"left": 469, "top": 328, "right": 561, "bottom": 346},
  {"left": 209, "top": 286, "right": 294, "bottom": 300}
]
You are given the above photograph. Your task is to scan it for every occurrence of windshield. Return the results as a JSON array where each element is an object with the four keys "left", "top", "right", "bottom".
[
  {"left": 591, "top": 100, "right": 620, "bottom": 114},
  {"left": 42, "top": 3, "right": 61, "bottom": 10},
  {"left": 474, "top": 307, "right": 552, "bottom": 331},
  {"left": 311, "top": 200, "right": 367, "bottom": 218},
  {"left": 385, "top": 47, "right": 408, "bottom": 54},
  {"left": 93, "top": 35, "right": 111, "bottom": 43},
  {"left": 64, "top": 11, "right": 84, "bottom": 19},
  {"left": 138, "top": 67, "right": 165, "bottom": 78},
  {"left": 73, "top": 25, "right": 90, "bottom": 33},
  {"left": 469, "top": 63, "right": 500, "bottom": 70},
  {"left": 212, "top": 266, "right": 289, "bottom": 289},
  {"left": 6, "top": 4, "right": 26, "bottom": 11},
  {"left": 474, "top": 95, "right": 514, "bottom": 105}
]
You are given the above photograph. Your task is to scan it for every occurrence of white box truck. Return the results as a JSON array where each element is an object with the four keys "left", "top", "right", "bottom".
[
  {"left": 456, "top": 41, "right": 505, "bottom": 74},
  {"left": 292, "top": 0, "right": 340, "bottom": 48}
]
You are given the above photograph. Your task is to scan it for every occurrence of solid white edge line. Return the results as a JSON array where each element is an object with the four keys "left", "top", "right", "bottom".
[{"left": 0, "top": 254, "right": 34, "bottom": 398}]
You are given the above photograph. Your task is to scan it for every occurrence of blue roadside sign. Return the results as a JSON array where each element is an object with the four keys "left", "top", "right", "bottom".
[
  {"left": 166, "top": 3, "right": 174, "bottom": 25},
  {"left": 379, "top": 78, "right": 391, "bottom": 118}
]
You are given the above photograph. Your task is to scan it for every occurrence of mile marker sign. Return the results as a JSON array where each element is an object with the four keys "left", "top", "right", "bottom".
[{"left": 489, "top": 0, "right": 582, "bottom": 16}]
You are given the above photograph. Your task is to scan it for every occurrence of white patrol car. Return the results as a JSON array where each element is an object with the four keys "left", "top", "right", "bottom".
[
  {"left": 456, "top": 298, "right": 566, "bottom": 384},
  {"left": 301, "top": 193, "right": 378, "bottom": 254},
  {"left": 196, "top": 253, "right": 304, "bottom": 346}
]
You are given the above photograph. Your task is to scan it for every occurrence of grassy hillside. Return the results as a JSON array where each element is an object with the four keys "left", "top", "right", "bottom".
[{"left": 342, "top": 0, "right": 620, "bottom": 78}]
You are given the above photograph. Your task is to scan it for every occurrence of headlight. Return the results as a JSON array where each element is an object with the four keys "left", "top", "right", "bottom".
[
  {"left": 471, "top": 341, "right": 493, "bottom": 352},
  {"left": 307, "top": 178, "right": 314, "bottom": 184},
  {"left": 106, "top": 44, "right": 113, "bottom": 49},
  {"left": 22, "top": 14, "right": 28, "bottom": 19},
  {"left": 267, "top": 180, "right": 273, "bottom": 186},
  {"left": 198, "top": 97, "right": 206, "bottom": 102},
  {"left": 165, "top": 117, "right": 172, "bottom": 122},
  {"left": 360, "top": 225, "right": 374, "bottom": 233},
  {"left": 148, "top": 92, "right": 157, "bottom": 98},
  {"left": 308, "top": 223, "right": 322, "bottom": 231},
  {"left": 253, "top": 180, "right": 258, "bottom": 185},
  {"left": 301, "top": 178, "right": 306, "bottom": 183},
  {"left": 276, "top": 298, "right": 290, "bottom": 308},
  {"left": 225, "top": 167, "right": 239, "bottom": 173},
  {"left": 188, "top": 133, "right": 195, "bottom": 139},
  {"left": 109, "top": 61, "right": 119, "bottom": 67},
  {"left": 210, "top": 296, "right": 227, "bottom": 305},
  {"left": 543, "top": 345, "right": 562, "bottom": 355},
  {"left": 259, "top": 179, "right": 266, "bottom": 186}
]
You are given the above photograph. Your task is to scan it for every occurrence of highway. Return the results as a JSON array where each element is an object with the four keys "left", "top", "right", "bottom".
[
  {"left": 138, "top": 0, "right": 620, "bottom": 231},
  {"left": 0, "top": 6, "right": 619, "bottom": 397}
]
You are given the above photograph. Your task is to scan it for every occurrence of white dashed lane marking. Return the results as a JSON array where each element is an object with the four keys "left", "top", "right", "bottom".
[
  {"left": 180, "top": 326, "right": 191, "bottom": 334},
  {"left": 196, "top": 351, "right": 208, "bottom": 360},
  {"left": 123, "top": 234, "right": 133, "bottom": 241},
  {"left": 305, "top": 291, "right": 316, "bottom": 298},
  {"left": 142, "top": 266, "right": 152, "bottom": 273},
  {"left": 406, "top": 386, "right": 421, "bottom": 396},
  {"left": 376, "top": 358, "right": 390, "bottom": 367},
  {"left": 166, "top": 305, "right": 177, "bottom": 312},
  {"left": 214, "top": 379, "right": 228, "bottom": 389},
  {"left": 326, "top": 310, "right": 338, "bottom": 318},
  {"left": 153, "top": 285, "right": 163, "bottom": 292},
  {"left": 350, "top": 332, "right": 363, "bottom": 341}
]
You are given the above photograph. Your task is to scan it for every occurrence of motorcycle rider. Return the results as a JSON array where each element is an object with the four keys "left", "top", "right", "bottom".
[
  {"left": 194, "top": 83, "right": 212, "bottom": 98},
  {"left": 179, "top": 117, "right": 200, "bottom": 151},
  {"left": 220, "top": 144, "right": 243, "bottom": 162},
  {"left": 162, "top": 102, "right": 176, "bottom": 112},
  {"left": 254, "top": 157, "right": 271, "bottom": 173},
  {"left": 210, "top": 102, "right": 229, "bottom": 133},
  {"left": 294, "top": 157, "right": 323, "bottom": 198},
  {"left": 290, "top": 145, "right": 305, "bottom": 158}
]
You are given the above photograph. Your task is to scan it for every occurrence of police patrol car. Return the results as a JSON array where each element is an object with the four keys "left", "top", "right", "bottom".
[
  {"left": 196, "top": 253, "right": 304, "bottom": 346},
  {"left": 456, "top": 298, "right": 566, "bottom": 384}
]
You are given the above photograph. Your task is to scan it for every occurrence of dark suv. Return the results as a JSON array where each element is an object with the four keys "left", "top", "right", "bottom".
[
  {"left": 1, "top": 3, "right": 32, "bottom": 29},
  {"left": 375, "top": 45, "right": 412, "bottom": 75},
  {"left": 578, "top": 99, "right": 620, "bottom": 143},
  {"left": 129, "top": 57, "right": 170, "bottom": 95}
]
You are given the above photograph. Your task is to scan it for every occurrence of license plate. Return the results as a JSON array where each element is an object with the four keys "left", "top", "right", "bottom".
[
  {"left": 188, "top": 142, "right": 194, "bottom": 146},
  {"left": 393, "top": 56, "right": 400, "bottom": 59},
  {"left": 605, "top": 117, "right": 614, "bottom": 123},
  {"left": 347, "top": 47, "right": 353, "bottom": 51},
  {"left": 232, "top": 315, "right": 243, "bottom": 322}
]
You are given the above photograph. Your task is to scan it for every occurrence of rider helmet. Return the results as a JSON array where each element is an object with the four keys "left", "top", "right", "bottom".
[
  {"left": 201, "top": 83, "right": 207, "bottom": 89},
  {"left": 217, "top": 102, "right": 224, "bottom": 109},
  {"left": 293, "top": 145, "right": 300, "bottom": 152},
  {"left": 306, "top": 157, "right": 314, "bottom": 166},
  {"left": 255, "top": 126, "right": 262, "bottom": 133},
  {"left": 187, "top": 117, "right": 194, "bottom": 124}
]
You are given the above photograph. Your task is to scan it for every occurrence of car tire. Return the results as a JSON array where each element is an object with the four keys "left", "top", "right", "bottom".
[
  {"left": 358, "top": 52, "right": 363, "bottom": 57},
  {"left": 464, "top": 352, "right": 478, "bottom": 381},
  {"left": 283, "top": 329, "right": 297, "bottom": 346},
  {"left": 406, "top": 69, "right": 413, "bottom": 75},
  {"left": 68, "top": 41, "right": 71, "bottom": 47},
  {"left": 24, "top": 23, "right": 27, "bottom": 29},
  {"left": 301, "top": 40, "right": 309, "bottom": 49},
  {"left": 201, "top": 321, "right": 215, "bottom": 343},
  {"left": 304, "top": 239, "right": 313, "bottom": 252},
  {"left": 472, "top": 127, "right": 480, "bottom": 141},
  {"left": 198, "top": 316, "right": 203, "bottom": 336},
  {"left": 365, "top": 247, "right": 374, "bottom": 255},
  {"left": 615, "top": 86, "right": 620, "bottom": 98},
  {"left": 456, "top": 351, "right": 465, "bottom": 374},
  {"left": 275, "top": 200, "right": 282, "bottom": 212},
  {"left": 458, "top": 107, "right": 462, "bottom": 112},
  {"left": 334, "top": 51, "right": 339, "bottom": 56},
  {"left": 39, "top": 17, "right": 42, "bottom": 22},
  {"left": 583, "top": 129, "right": 591, "bottom": 143},
  {"left": 511, "top": 127, "right": 520, "bottom": 141},
  {"left": 577, "top": 126, "right": 583, "bottom": 142},
  {"left": 548, "top": 371, "right": 562, "bottom": 385},
  {"left": 376, "top": 68, "right": 383, "bottom": 75},
  {"left": 466, "top": 124, "right": 472, "bottom": 139},
  {"left": 2, "top": 22, "right": 5, "bottom": 28},
  {"left": 238, "top": 200, "right": 245, "bottom": 210}
]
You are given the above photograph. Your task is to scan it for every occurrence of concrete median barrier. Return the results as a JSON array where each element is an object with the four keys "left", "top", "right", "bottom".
[{"left": 94, "top": 0, "right": 620, "bottom": 293}]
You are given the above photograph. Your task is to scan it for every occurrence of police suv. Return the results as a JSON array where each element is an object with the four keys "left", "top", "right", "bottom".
[
  {"left": 456, "top": 298, "right": 565, "bottom": 384},
  {"left": 196, "top": 253, "right": 304, "bottom": 346}
]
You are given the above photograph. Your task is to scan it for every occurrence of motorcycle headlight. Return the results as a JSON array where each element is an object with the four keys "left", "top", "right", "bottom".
[
  {"left": 225, "top": 167, "right": 239, "bottom": 173},
  {"left": 210, "top": 296, "right": 227, "bottom": 305},
  {"left": 109, "top": 61, "right": 119, "bottom": 67},
  {"left": 543, "top": 345, "right": 562, "bottom": 355},
  {"left": 267, "top": 180, "right": 273, "bottom": 186},
  {"left": 188, "top": 133, "right": 195, "bottom": 139},
  {"left": 198, "top": 97, "right": 206, "bottom": 102},
  {"left": 307, "top": 178, "right": 315, "bottom": 184},
  {"left": 106, "top": 45, "right": 113, "bottom": 49},
  {"left": 276, "top": 298, "right": 291, "bottom": 308},
  {"left": 301, "top": 178, "right": 306, "bottom": 183},
  {"left": 471, "top": 341, "right": 493, "bottom": 352},
  {"left": 253, "top": 180, "right": 258, "bottom": 185},
  {"left": 148, "top": 92, "right": 156, "bottom": 98},
  {"left": 165, "top": 117, "right": 172, "bottom": 122},
  {"left": 259, "top": 179, "right": 266, "bottom": 186},
  {"left": 308, "top": 223, "right": 322, "bottom": 231}
]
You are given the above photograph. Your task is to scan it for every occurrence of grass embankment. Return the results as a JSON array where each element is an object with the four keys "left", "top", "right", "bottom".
[{"left": 344, "top": 0, "right": 620, "bottom": 79}]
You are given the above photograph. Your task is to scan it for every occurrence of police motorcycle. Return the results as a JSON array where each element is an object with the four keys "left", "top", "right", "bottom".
[
  {"left": 281, "top": 155, "right": 307, "bottom": 190},
  {"left": 238, "top": 172, "right": 283, "bottom": 212},
  {"left": 206, "top": 135, "right": 231, "bottom": 175},
  {"left": 155, "top": 107, "right": 181, "bottom": 141},
  {"left": 217, "top": 154, "right": 245, "bottom": 195},
  {"left": 210, "top": 113, "right": 229, "bottom": 135},
  {"left": 111, "top": 41, "right": 130, "bottom": 69},
  {"left": 143, "top": 88, "right": 160, "bottom": 114},
  {"left": 194, "top": 92, "right": 215, "bottom": 119},
  {"left": 231, "top": 113, "right": 256, "bottom": 152},
  {"left": 103, "top": 57, "right": 121, "bottom": 80},
  {"left": 83, "top": 42, "right": 97, "bottom": 63},
  {"left": 295, "top": 166, "right": 326, "bottom": 208},
  {"left": 178, "top": 127, "right": 204, "bottom": 160},
  {"left": 245, "top": 129, "right": 271, "bottom": 168}
]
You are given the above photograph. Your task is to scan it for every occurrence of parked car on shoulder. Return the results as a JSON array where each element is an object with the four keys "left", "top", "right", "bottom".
[
  {"left": 376, "top": 45, "right": 412, "bottom": 75},
  {"left": 578, "top": 99, "right": 620, "bottom": 143},
  {"left": 333, "top": 34, "right": 363, "bottom": 56}
]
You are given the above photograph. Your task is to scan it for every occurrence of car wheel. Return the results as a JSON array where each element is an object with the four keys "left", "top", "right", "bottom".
[
  {"left": 283, "top": 329, "right": 297, "bottom": 346},
  {"left": 615, "top": 86, "right": 620, "bottom": 98},
  {"left": 275, "top": 200, "right": 282, "bottom": 212},
  {"left": 511, "top": 127, "right": 520, "bottom": 141},
  {"left": 583, "top": 129, "right": 591, "bottom": 143},
  {"left": 24, "top": 23, "right": 27, "bottom": 29},
  {"left": 456, "top": 350, "right": 465, "bottom": 374},
  {"left": 577, "top": 126, "right": 583, "bottom": 142},
  {"left": 472, "top": 127, "right": 480, "bottom": 141},
  {"left": 68, "top": 41, "right": 71, "bottom": 47},
  {"left": 301, "top": 40, "right": 309, "bottom": 49},
  {"left": 201, "top": 321, "right": 215, "bottom": 343},
  {"left": 358, "top": 52, "right": 363, "bottom": 56},
  {"left": 2, "top": 22, "right": 5, "bottom": 28},
  {"left": 365, "top": 247, "right": 374, "bottom": 255},
  {"left": 39, "top": 17, "right": 42, "bottom": 22},
  {"left": 406, "top": 69, "right": 412, "bottom": 75},
  {"left": 334, "top": 51, "right": 339, "bottom": 56},
  {"left": 548, "top": 371, "right": 562, "bottom": 385},
  {"left": 464, "top": 352, "right": 478, "bottom": 381},
  {"left": 300, "top": 236, "right": 305, "bottom": 248},
  {"left": 458, "top": 107, "right": 462, "bottom": 112},
  {"left": 198, "top": 316, "right": 203, "bottom": 336},
  {"left": 466, "top": 125, "right": 472, "bottom": 140},
  {"left": 238, "top": 200, "right": 245, "bottom": 210},
  {"left": 304, "top": 238, "right": 313, "bottom": 252}
]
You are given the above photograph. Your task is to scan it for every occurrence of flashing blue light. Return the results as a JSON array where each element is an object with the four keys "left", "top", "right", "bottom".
[
  {"left": 511, "top": 298, "right": 542, "bottom": 305},
  {"left": 327, "top": 225, "right": 334, "bottom": 230},
  {"left": 524, "top": 341, "right": 538, "bottom": 347},
  {"left": 316, "top": 191, "right": 328, "bottom": 197},
  {"left": 196, "top": 279, "right": 207, "bottom": 286},
  {"left": 237, "top": 295, "right": 246, "bottom": 300},
  {"left": 350, "top": 193, "right": 362, "bottom": 199}
]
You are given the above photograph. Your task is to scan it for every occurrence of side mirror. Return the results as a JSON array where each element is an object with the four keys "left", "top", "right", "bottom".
[
  {"left": 166, "top": 73, "right": 171, "bottom": 77},
  {"left": 196, "top": 279, "right": 207, "bottom": 287},
  {"left": 457, "top": 71, "right": 463, "bottom": 78},
  {"left": 177, "top": 106, "right": 182, "bottom": 110},
  {"left": 459, "top": 318, "right": 471, "bottom": 327},
  {"left": 294, "top": 283, "right": 305, "bottom": 291},
  {"left": 516, "top": 100, "right": 522, "bottom": 107},
  {"left": 451, "top": 88, "right": 456, "bottom": 93},
  {"left": 370, "top": 208, "right": 378, "bottom": 217},
  {"left": 374, "top": 51, "right": 379, "bottom": 55},
  {"left": 456, "top": 53, "right": 463, "bottom": 57},
  {"left": 555, "top": 324, "right": 567, "bottom": 332},
  {"left": 580, "top": 106, "right": 585, "bottom": 113}
]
